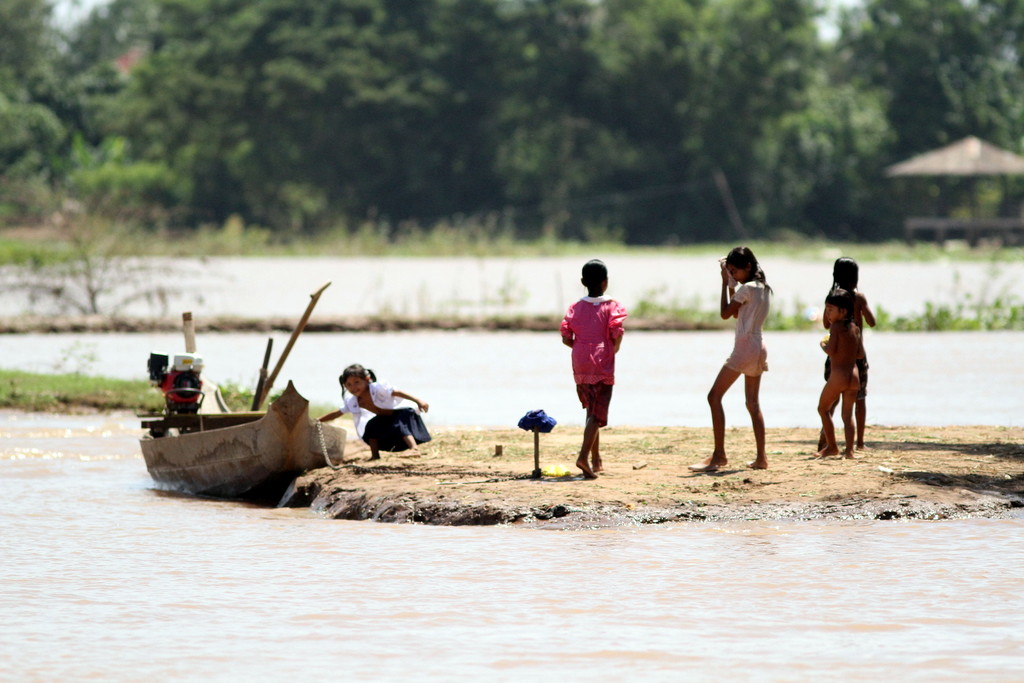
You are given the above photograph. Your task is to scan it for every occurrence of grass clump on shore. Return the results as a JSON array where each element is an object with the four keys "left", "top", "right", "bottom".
[
  {"left": 875, "top": 297, "right": 1024, "bottom": 331},
  {"left": 0, "top": 370, "right": 165, "bottom": 413}
]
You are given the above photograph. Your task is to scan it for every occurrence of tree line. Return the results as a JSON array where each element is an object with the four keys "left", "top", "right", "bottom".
[{"left": 3, "top": 0, "right": 1024, "bottom": 245}]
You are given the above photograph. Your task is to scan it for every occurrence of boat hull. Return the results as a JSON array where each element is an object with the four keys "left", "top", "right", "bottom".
[{"left": 140, "top": 381, "right": 345, "bottom": 497}]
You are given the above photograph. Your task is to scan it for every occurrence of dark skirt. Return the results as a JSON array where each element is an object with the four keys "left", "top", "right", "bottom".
[{"left": 362, "top": 408, "right": 432, "bottom": 452}]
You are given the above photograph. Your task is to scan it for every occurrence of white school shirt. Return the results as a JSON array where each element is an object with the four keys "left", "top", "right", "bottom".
[{"left": 340, "top": 381, "right": 404, "bottom": 438}]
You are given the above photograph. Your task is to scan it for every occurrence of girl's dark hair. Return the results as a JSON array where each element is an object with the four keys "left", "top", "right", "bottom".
[
  {"left": 339, "top": 363, "right": 376, "bottom": 396},
  {"left": 832, "top": 257, "right": 859, "bottom": 291},
  {"left": 826, "top": 288, "right": 855, "bottom": 321},
  {"left": 725, "top": 246, "right": 772, "bottom": 294},
  {"left": 581, "top": 259, "right": 608, "bottom": 291}
]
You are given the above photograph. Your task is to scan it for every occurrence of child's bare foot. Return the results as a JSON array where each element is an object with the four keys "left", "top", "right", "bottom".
[
  {"left": 843, "top": 451, "right": 858, "bottom": 459},
  {"left": 397, "top": 449, "right": 422, "bottom": 458},
  {"left": 576, "top": 456, "right": 598, "bottom": 479},
  {"left": 688, "top": 456, "right": 727, "bottom": 473},
  {"left": 368, "top": 453, "right": 381, "bottom": 461},
  {"left": 591, "top": 455, "right": 604, "bottom": 473},
  {"left": 748, "top": 459, "right": 768, "bottom": 470},
  {"left": 814, "top": 447, "right": 839, "bottom": 459}
]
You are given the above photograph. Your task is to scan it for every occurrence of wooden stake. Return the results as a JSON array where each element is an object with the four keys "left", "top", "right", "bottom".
[
  {"left": 182, "top": 312, "right": 196, "bottom": 353},
  {"left": 250, "top": 338, "right": 273, "bottom": 411},
  {"left": 532, "top": 428, "right": 542, "bottom": 478}
]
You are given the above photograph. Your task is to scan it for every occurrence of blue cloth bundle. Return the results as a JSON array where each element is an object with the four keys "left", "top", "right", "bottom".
[{"left": 517, "top": 409, "right": 557, "bottom": 433}]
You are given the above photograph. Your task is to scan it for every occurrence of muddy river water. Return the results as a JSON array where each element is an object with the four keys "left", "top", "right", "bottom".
[
  {"left": 2, "top": 254, "right": 1022, "bottom": 679},
  {"left": 1, "top": 410, "right": 1022, "bottom": 680}
]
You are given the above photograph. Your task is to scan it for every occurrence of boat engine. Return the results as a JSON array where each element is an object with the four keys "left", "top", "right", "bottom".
[{"left": 148, "top": 352, "right": 205, "bottom": 414}]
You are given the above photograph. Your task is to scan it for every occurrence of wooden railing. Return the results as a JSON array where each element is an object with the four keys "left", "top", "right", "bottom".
[{"left": 903, "top": 216, "right": 1024, "bottom": 245}]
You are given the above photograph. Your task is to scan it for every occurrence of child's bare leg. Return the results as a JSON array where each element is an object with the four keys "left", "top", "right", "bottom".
[
  {"left": 590, "top": 429, "right": 603, "bottom": 473},
  {"left": 367, "top": 438, "right": 382, "bottom": 460},
  {"left": 400, "top": 434, "right": 421, "bottom": 456},
  {"left": 690, "top": 367, "right": 740, "bottom": 472},
  {"left": 817, "top": 398, "right": 839, "bottom": 450},
  {"left": 745, "top": 375, "right": 768, "bottom": 469},
  {"left": 576, "top": 416, "right": 599, "bottom": 479},
  {"left": 855, "top": 398, "right": 867, "bottom": 450},
  {"left": 841, "top": 391, "right": 857, "bottom": 458},
  {"left": 815, "top": 384, "right": 841, "bottom": 458}
]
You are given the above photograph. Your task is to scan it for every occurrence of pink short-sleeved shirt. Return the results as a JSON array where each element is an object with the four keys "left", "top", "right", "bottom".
[{"left": 560, "top": 296, "right": 627, "bottom": 385}]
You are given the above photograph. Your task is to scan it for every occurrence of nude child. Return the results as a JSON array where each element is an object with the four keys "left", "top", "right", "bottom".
[{"left": 816, "top": 289, "right": 862, "bottom": 459}]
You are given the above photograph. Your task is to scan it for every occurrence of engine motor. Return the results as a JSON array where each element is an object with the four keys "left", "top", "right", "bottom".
[{"left": 148, "top": 352, "right": 205, "bottom": 414}]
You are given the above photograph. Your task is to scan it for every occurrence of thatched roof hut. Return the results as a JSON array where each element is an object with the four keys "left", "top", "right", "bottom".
[
  {"left": 886, "top": 136, "right": 1024, "bottom": 177},
  {"left": 885, "top": 137, "right": 1024, "bottom": 244}
]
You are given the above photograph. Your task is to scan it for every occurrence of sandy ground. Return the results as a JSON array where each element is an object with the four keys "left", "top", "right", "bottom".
[{"left": 283, "top": 425, "right": 1024, "bottom": 527}]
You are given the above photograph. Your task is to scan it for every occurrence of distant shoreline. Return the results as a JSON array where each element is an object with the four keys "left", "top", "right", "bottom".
[{"left": 0, "top": 314, "right": 723, "bottom": 334}]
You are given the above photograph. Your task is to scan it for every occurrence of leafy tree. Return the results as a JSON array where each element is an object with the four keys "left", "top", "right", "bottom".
[
  {"left": 0, "top": 0, "right": 67, "bottom": 180},
  {"left": 52, "top": 0, "right": 1024, "bottom": 243},
  {"left": 111, "top": 0, "right": 518, "bottom": 230},
  {"left": 0, "top": 0, "right": 54, "bottom": 89},
  {"left": 490, "top": 0, "right": 627, "bottom": 239},
  {"left": 750, "top": 73, "right": 894, "bottom": 239},
  {"left": 840, "top": 0, "right": 1024, "bottom": 156},
  {"left": 586, "top": 0, "right": 822, "bottom": 242},
  {"left": 59, "top": 0, "right": 162, "bottom": 144}
]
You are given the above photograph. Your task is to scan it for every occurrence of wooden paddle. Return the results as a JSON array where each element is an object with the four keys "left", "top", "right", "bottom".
[{"left": 255, "top": 281, "right": 331, "bottom": 409}]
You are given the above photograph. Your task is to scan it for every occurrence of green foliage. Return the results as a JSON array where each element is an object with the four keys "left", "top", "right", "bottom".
[
  {"left": 875, "top": 297, "right": 1024, "bottom": 331},
  {"left": 751, "top": 74, "right": 895, "bottom": 238},
  {"left": 214, "top": 380, "right": 256, "bottom": 412},
  {"left": 0, "top": 0, "right": 55, "bottom": 91},
  {"left": 0, "top": 235, "right": 67, "bottom": 266},
  {"left": 63, "top": 133, "right": 189, "bottom": 216},
  {"left": 629, "top": 288, "right": 726, "bottom": 328},
  {"left": 629, "top": 273, "right": 1024, "bottom": 332},
  {"left": 0, "top": 369, "right": 164, "bottom": 412},
  {"left": 71, "top": 159, "right": 184, "bottom": 208},
  {"left": 4, "top": 0, "right": 1024, "bottom": 245},
  {"left": 840, "top": 0, "right": 1024, "bottom": 156},
  {"left": 0, "top": 95, "right": 67, "bottom": 177}
]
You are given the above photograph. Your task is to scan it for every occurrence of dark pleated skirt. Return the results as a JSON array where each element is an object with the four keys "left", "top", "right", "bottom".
[{"left": 362, "top": 408, "right": 432, "bottom": 452}]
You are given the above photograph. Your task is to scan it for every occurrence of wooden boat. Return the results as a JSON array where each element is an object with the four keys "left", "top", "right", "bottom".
[{"left": 140, "top": 381, "right": 345, "bottom": 498}]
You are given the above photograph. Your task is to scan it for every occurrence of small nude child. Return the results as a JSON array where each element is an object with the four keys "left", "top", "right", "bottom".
[{"left": 816, "top": 289, "right": 862, "bottom": 459}]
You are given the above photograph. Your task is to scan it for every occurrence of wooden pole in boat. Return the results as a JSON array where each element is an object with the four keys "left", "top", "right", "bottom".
[
  {"left": 256, "top": 281, "right": 332, "bottom": 409},
  {"left": 250, "top": 338, "right": 274, "bottom": 411},
  {"left": 182, "top": 312, "right": 197, "bottom": 353}
]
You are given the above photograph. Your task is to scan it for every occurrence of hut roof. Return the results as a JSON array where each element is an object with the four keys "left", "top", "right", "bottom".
[{"left": 885, "top": 136, "right": 1024, "bottom": 177}]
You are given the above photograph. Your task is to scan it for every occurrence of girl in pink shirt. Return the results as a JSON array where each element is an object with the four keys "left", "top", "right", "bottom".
[{"left": 561, "top": 259, "right": 627, "bottom": 479}]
